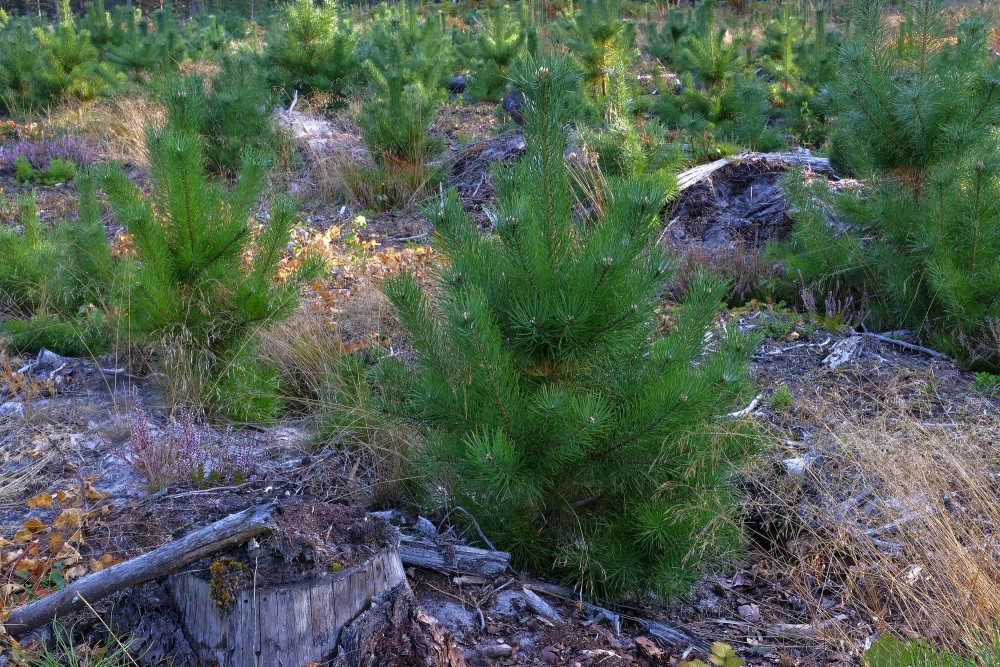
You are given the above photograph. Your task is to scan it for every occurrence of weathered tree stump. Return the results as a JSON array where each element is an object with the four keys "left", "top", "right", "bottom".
[{"left": 170, "top": 501, "right": 407, "bottom": 667}]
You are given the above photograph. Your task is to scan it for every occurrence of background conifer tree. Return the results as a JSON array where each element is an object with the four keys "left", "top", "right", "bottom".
[
  {"left": 98, "top": 86, "right": 322, "bottom": 420},
  {"left": 465, "top": 5, "right": 526, "bottom": 102},
  {"left": 262, "top": 0, "right": 359, "bottom": 104},
  {"left": 770, "top": 0, "right": 1000, "bottom": 370},
  {"left": 381, "top": 57, "right": 757, "bottom": 600}
]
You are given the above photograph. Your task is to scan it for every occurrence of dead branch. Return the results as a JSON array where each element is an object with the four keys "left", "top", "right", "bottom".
[{"left": 4, "top": 503, "right": 278, "bottom": 639}]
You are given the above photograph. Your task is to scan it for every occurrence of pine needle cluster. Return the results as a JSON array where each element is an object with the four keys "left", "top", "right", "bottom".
[{"left": 381, "top": 57, "right": 757, "bottom": 600}]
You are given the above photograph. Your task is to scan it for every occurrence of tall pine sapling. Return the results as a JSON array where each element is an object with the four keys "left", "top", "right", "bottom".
[
  {"left": 770, "top": 0, "right": 1000, "bottom": 369},
  {"left": 381, "top": 57, "right": 757, "bottom": 600},
  {"left": 98, "top": 87, "right": 322, "bottom": 420}
]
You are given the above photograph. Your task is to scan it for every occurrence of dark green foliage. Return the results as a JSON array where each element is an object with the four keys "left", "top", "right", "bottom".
[
  {"left": 97, "top": 87, "right": 322, "bottom": 419},
  {"left": 13, "top": 155, "right": 78, "bottom": 184},
  {"left": 158, "top": 53, "right": 283, "bottom": 177},
  {"left": 579, "top": 66, "right": 684, "bottom": 184},
  {"left": 769, "top": 0, "right": 1000, "bottom": 370},
  {"left": 350, "top": 61, "right": 443, "bottom": 208},
  {"left": 651, "top": 2, "right": 761, "bottom": 156},
  {"left": 645, "top": 7, "right": 693, "bottom": 65},
  {"left": 827, "top": 0, "right": 1000, "bottom": 178},
  {"left": 381, "top": 57, "right": 757, "bottom": 600},
  {"left": 0, "top": 179, "right": 118, "bottom": 357},
  {"left": 262, "top": 0, "right": 359, "bottom": 103},
  {"left": 465, "top": 5, "right": 526, "bottom": 102},
  {"left": 362, "top": 2, "right": 454, "bottom": 96},
  {"left": 674, "top": 1, "right": 744, "bottom": 89}
]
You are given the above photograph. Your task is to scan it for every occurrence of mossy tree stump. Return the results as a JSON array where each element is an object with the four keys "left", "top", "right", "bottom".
[{"left": 170, "top": 501, "right": 406, "bottom": 667}]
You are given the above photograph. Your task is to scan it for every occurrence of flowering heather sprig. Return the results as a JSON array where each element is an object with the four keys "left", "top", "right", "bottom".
[
  {"left": 112, "top": 387, "right": 183, "bottom": 493},
  {"left": 824, "top": 290, "right": 854, "bottom": 324},
  {"left": 800, "top": 286, "right": 818, "bottom": 315},
  {"left": 173, "top": 405, "right": 203, "bottom": 480},
  {"left": 0, "top": 134, "right": 94, "bottom": 174},
  {"left": 218, "top": 426, "right": 258, "bottom": 483}
]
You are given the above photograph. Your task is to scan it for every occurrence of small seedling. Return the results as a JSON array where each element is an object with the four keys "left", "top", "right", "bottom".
[
  {"left": 972, "top": 372, "right": 1000, "bottom": 395},
  {"left": 770, "top": 384, "right": 793, "bottom": 409},
  {"left": 681, "top": 642, "right": 745, "bottom": 667}
]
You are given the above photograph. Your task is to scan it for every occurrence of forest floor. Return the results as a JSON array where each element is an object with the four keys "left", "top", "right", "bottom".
[{"left": 1, "top": 101, "right": 998, "bottom": 667}]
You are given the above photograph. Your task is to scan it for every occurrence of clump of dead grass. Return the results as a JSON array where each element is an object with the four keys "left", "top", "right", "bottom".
[
  {"left": 754, "top": 388, "right": 1000, "bottom": 652},
  {"left": 74, "top": 95, "right": 166, "bottom": 169},
  {"left": 258, "top": 284, "right": 416, "bottom": 505}
]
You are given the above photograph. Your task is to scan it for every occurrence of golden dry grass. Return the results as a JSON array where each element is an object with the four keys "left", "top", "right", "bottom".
[
  {"left": 74, "top": 95, "right": 166, "bottom": 169},
  {"left": 754, "top": 389, "right": 1000, "bottom": 652}
]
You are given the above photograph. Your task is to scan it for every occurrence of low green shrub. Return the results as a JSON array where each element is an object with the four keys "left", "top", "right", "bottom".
[{"left": 0, "top": 180, "right": 118, "bottom": 357}]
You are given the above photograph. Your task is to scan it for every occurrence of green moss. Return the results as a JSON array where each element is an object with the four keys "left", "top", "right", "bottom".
[{"left": 208, "top": 557, "right": 249, "bottom": 614}]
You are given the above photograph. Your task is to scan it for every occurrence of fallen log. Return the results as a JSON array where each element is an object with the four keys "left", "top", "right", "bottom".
[
  {"left": 4, "top": 503, "right": 279, "bottom": 639},
  {"left": 676, "top": 151, "right": 834, "bottom": 192},
  {"left": 397, "top": 534, "right": 510, "bottom": 577}
]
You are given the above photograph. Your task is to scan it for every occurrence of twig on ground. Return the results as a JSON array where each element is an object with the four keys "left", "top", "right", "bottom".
[
  {"left": 437, "top": 506, "right": 498, "bottom": 552},
  {"left": 725, "top": 394, "right": 763, "bottom": 419},
  {"left": 855, "top": 329, "right": 951, "bottom": 361}
]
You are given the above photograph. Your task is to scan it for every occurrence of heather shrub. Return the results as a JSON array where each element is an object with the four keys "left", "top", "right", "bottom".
[
  {"left": 0, "top": 133, "right": 93, "bottom": 175},
  {"left": 118, "top": 389, "right": 258, "bottom": 493},
  {"left": 380, "top": 58, "right": 758, "bottom": 600}
]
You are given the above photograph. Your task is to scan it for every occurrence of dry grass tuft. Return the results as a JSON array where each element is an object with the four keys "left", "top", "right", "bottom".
[
  {"left": 753, "top": 389, "right": 1000, "bottom": 651},
  {"left": 259, "top": 290, "right": 418, "bottom": 506},
  {"left": 75, "top": 95, "right": 166, "bottom": 169}
]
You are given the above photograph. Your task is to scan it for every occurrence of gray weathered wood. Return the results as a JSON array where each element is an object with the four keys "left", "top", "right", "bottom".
[
  {"left": 397, "top": 534, "right": 510, "bottom": 577},
  {"left": 676, "top": 151, "right": 834, "bottom": 192},
  {"left": 4, "top": 503, "right": 279, "bottom": 639},
  {"left": 172, "top": 547, "right": 406, "bottom": 667}
]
